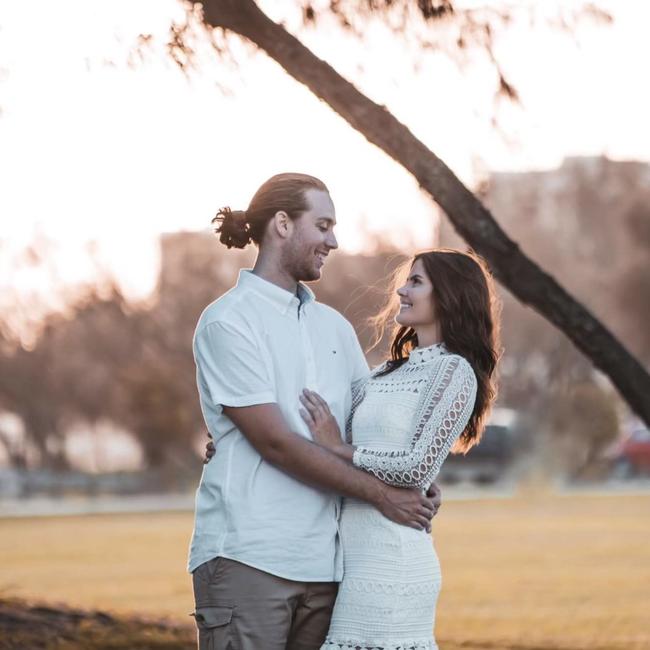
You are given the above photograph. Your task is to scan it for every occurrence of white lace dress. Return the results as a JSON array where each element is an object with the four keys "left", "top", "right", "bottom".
[{"left": 321, "top": 343, "right": 478, "bottom": 650}]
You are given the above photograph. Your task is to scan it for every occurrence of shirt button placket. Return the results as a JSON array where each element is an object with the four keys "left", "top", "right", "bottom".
[{"left": 299, "top": 303, "right": 318, "bottom": 391}]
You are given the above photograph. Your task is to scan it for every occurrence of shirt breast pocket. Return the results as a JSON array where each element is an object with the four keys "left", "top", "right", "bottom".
[{"left": 315, "top": 346, "right": 349, "bottom": 431}]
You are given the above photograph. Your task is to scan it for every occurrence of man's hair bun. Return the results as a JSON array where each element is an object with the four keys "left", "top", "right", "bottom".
[{"left": 212, "top": 207, "right": 252, "bottom": 249}]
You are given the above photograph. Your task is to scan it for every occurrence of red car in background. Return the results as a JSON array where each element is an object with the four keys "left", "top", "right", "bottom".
[{"left": 608, "top": 429, "right": 650, "bottom": 478}]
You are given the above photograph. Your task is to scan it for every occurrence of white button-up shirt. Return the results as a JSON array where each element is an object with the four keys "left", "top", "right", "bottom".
[{"left": 188, "top": 270, "right": 370, "bottom": 581}]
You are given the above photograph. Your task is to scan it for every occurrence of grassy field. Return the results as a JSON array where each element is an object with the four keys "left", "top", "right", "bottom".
[{"left": 1, "top": 494, "right": 649, "bottom": 649}]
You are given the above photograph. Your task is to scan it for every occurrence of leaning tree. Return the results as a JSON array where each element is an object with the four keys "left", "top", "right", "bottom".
[{"left": 159, "top": 0, "right": 649, "bottom": 424}]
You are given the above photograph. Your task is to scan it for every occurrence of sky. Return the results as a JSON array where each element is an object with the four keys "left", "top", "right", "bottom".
[{"left": 1, "top": 0, "right": 649, "bottom": 312}]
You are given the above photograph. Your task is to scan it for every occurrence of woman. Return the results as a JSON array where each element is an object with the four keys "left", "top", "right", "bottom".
[{"left": 297, "top": 249, "right": 500, "bottom": 650}]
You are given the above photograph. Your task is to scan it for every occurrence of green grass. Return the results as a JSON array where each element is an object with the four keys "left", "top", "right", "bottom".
[{"left": 1, "top": 494, "right": 649, "bottom": 649}]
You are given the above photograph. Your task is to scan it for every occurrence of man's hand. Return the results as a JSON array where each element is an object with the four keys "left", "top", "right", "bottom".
[
  {"left": 203, "top": 438, "right": 215, "bottom": 464},
  {"left": 375, "top": 484, "right": 437, "bottom": 533},
  {"left": 427, "top": 481, "right": 442, "bottom": 518}
]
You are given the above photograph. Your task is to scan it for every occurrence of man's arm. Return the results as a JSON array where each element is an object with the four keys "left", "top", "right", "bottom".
[{"left": 223, "top": 403, "right": 436, "bottom": 531}]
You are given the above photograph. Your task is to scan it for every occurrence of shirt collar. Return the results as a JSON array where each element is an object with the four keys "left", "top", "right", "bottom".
[{"left": 237, "top": 269, "right": 315, "bottom": 314}]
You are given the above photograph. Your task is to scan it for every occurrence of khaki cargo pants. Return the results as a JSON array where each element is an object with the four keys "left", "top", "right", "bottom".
[{"left": 192, "top": 557, "right": 338, "bottom": 650}]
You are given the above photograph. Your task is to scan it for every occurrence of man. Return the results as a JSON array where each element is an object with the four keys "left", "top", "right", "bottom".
[{"left": 189, "top": 173, "right": 440, "bottom": 650}]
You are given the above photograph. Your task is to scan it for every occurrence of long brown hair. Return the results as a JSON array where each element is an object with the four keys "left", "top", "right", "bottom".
[
  {"left": 212, "top": 173, "right": 328, "bottom": 248},
  {"left": 371, "top": 249, "right": 501, "bottom": 452}
]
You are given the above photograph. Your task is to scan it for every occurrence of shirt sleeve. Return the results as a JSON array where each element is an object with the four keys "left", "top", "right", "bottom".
[
  {"left": 347, "top": 321, "right": 370, "bottom": 384},
  {"left": 193, "top": 320, "right": 276, "bottom": 410},
  {"left": 342, "top": 320, "right": 370, "bottom": 444},
  {"left": 352, "top": 355, "right": 478, "bottom": 488}
]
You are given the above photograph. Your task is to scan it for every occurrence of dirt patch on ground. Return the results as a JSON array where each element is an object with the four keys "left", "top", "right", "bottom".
[{"left": 0, "top": 598, "right": 195, "bottom": 650}]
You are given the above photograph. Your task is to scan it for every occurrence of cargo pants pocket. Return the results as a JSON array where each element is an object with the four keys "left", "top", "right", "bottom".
[{"left": 192, "top": 605, "right": 236, "bottom": 650}]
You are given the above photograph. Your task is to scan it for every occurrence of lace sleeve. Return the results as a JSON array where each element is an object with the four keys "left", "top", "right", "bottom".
[{"left": 352, "top": 356, "right": 478, "bottom": 488}]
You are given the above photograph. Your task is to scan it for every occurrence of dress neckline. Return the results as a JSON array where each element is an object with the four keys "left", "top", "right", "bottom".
[{"left": 406, "top": 342, "right": 447, "bottom": 365}]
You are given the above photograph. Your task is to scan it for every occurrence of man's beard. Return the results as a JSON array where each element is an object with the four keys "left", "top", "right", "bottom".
[
  {"left": 284, "top": 246, "right": 321, "bottom": 283},
  {"left": 294, "top": 257, "right": 321, "bottom": 282}
]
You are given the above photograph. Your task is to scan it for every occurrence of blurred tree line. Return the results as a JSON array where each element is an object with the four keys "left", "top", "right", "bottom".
[
  {"left": 0, "top": 237, "right": 404, "bottom": 474},
  {"left": 0, "top": 157, "right": 648, "bottom": 480}
]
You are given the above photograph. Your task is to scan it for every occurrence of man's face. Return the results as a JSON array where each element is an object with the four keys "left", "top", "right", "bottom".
[{"left": 284, "top": 189, "right": 338, "bottom": 282}]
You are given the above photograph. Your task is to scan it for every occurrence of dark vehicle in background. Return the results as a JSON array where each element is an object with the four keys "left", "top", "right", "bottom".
[
  {"left": 438, "top": 409, "right": 517, "bottom": 484},
  {"left": 607, "top": 429, "right": 650, "bottom": 478}
]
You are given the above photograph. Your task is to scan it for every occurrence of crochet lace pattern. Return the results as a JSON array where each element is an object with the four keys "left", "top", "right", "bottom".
[
  {"left": 322, "top": 345, "right": 477, "bottom": 650},
  {"left": 351, "top": 347, "right": 477, "bottom": 488},
  {"left": 321, "top": 641, "right": 437, "bottom": 649}
]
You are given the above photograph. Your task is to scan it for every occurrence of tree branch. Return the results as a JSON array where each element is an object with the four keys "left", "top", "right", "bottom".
[{"left": 193, "top": 0, "right": 650, "bottom": 426}]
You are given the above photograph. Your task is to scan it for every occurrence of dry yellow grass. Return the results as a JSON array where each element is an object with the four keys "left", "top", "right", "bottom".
[
  {"left": 433, "top": 494, "right": 650, "bottom": 650},
  {"left": 1, "top": 494, "right": 648, "bottom": 649}
]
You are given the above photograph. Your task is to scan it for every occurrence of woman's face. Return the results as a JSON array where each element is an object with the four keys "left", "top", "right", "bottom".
[{"left": 395, "top": 258, "right": 436, "bottom": 329}]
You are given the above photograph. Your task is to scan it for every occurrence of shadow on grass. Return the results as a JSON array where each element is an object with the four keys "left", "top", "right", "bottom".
[{"left": 0, "top": 598, "right": 195, "bottom": 650}]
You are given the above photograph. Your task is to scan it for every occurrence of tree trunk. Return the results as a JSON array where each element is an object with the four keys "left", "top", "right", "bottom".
[{"left": 195, "top": 0, "right": 650, "bottom": 426}]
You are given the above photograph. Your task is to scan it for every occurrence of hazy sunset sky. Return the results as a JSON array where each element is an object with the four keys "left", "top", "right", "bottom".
[{"left": 1, "top": 0, "right": 648, "bottom": 305}]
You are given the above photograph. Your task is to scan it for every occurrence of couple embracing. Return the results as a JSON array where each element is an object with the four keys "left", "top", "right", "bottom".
[{"left": 188, "top": 173, "right": 500, "bottom": 650}]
